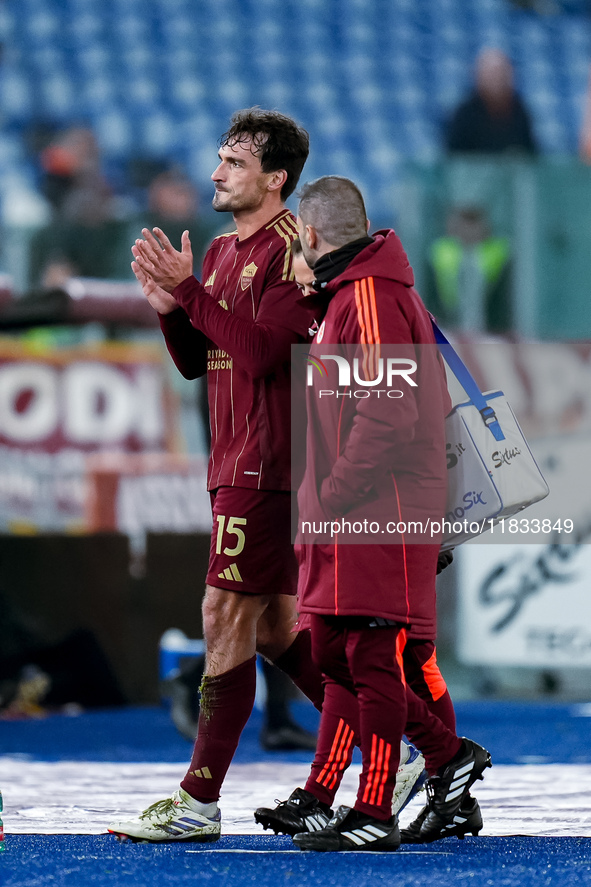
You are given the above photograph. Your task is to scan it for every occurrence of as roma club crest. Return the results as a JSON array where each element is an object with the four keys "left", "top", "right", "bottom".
[{"left": 240, "top": 261, "right": 258, "bottom": 291}]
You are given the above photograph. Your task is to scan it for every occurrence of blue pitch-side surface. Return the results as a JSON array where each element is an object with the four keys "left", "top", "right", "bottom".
[
  {"left": 2, "top": 836, "right": 591, "bottom": 887},
  {"left": 2, "top": 701, "right": 591, "bottom": 886},
  {"left": 1, "top": 700, "right": 591, "bottom": 764}
]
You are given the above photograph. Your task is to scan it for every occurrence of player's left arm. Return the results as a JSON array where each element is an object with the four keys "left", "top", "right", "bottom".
[
  {"left": 171, "top": 241, "right": 308, "bottom": 379},
  {"left": 174, "top": 277, "right": 303, "bottom": 378},
  {"left": 135, "top": 226, "right": 308, "bottom": 377}
]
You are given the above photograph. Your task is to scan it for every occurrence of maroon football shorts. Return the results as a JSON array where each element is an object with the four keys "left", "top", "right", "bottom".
[{"left": 206, "top": 486, "right": 297, "bottom": 595}]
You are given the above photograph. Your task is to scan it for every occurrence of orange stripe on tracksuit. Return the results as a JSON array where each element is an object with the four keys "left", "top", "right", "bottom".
[
  {"left": 360, "top": 631, "right": 405, "bottom": 807},
  {"left": 396, "top": 628, "right": 407, "bottom": 686},
  {"left": 316, "top": 717, "right": 355, "bottom": 790},
  {"left": 354, "top": 277, "right": 381, "bottom": 381},
  {"left": 421, "top": 648, "right": 448, "bottom": 701},
  {"left": 354, "top": 277, "right": 381, "bottom": 345},
  {"left": 362, "top": 733, "right": 393, "bottom": 807}
]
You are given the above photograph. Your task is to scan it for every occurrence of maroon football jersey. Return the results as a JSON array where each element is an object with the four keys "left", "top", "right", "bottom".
[{"left": 160, "top": 209, "right": 315, "bottom": 491}]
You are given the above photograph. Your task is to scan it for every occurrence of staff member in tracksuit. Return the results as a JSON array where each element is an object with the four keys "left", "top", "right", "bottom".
[{"left": 288, "top": 176, "right": 491, "bottom": 852}]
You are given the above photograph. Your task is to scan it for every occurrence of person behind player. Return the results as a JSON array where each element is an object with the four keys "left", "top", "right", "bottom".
[
  {"left": 255, "top": 178, "right": 491, "bottom": 852},
  {"left": 256, "top": 240, "right": 484, "bottom": 845},
  {"left": 290, "top": 237, "right": 316, "bottom": 296},
  {"left": 108, "top": 108, "right": 328, "bottom": 843},
  {"left": 292, "top": 241, "right": 478, "bottom": 839},
  {"left": 284, "top": 240, "right": 451, "bottom": 820}
]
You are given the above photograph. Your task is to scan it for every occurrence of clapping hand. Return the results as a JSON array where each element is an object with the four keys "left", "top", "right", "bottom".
[
  {"left": 132, "top": 227, "right": 193, "bottom": 294},
  {"left": 131, "top": 258, "right": 178, "bottom": 315}
]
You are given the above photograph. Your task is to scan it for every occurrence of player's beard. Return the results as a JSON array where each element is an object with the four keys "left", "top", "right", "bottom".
[
  {"left": 212, "top": 181, "right": 267, "bottom": 214},
  {"left": 212, "top": 189, "right": 235, "bottom": 212}
]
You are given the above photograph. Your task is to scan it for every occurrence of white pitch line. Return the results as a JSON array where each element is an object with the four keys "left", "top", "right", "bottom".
[
  {"left": 184, "top": 849, "right": 456, "bottom": 855},
  {"left": 1, "top": 759, "right": 591, "bottom": 837},
  {"left": 186, "top": 849, "right": 303, "bottom": 854}
]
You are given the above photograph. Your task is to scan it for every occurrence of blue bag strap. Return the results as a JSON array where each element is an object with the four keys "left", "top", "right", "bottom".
[{"left": 431, "top": 318, "right": 505, "bottom": 442}]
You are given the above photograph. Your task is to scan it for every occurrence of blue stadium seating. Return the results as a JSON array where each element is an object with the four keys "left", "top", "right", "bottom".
[{"left": 0, "top": 0, "right": 589, "bottom": 224}]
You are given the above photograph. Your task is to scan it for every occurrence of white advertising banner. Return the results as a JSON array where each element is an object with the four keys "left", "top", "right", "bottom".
[
  {"left": 85, "top": 452, "right": 211, "bottom": 537},
  {"left": 456, "top": 432, "right": 591, "bottom": 667},
  {"left": 457, "top": 541, "right": 591, "bottom": 667},
  {"left": 0, "top": 339, "right": 176, "bottom": 532}
]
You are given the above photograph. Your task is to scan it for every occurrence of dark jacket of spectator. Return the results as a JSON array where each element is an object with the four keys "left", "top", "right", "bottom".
[{"left": 446, "top": 48, "right": 538, "bottom": 155}]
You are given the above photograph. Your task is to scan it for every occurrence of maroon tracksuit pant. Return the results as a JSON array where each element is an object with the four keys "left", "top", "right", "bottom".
[{"left": 307, "top": 615, "right": 461, "bottom": 820}]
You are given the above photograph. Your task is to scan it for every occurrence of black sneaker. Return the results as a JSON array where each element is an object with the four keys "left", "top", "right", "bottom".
[
  {"left": 419, "top": 738, "right": 491, "bottom": 843},
  {"left": 254, "top": 788, "right": 333, "bottom": 836},
  {"left": 293, "top": 805, "right": 400, "bottom": 852},
  {"left": 399, "top": 801, "right": 430, "bottom": 843},
  {"left": 401, "top": 794, "right": 483, "bottom": 843}
]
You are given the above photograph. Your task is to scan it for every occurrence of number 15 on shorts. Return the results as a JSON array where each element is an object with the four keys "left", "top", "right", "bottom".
[{"left": 215, "top": 515, "right": 247, "bottom": 557}]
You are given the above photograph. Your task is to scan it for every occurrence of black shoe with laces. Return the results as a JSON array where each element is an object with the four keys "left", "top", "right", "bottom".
[
  {"left": 293, "top": 805, "right": 401, "bottom": 852},
  {"left": 400, "top": 794, "right": 483, "bottom": 843},
  {"left": 254, "top": 787, "right": 333, "bottom": 836},
  {"left": 419, "top": 738, "right": 491, "bottom": 843},
  {"left": 399, "top": 801, "right": 430, "bottom": 843}
]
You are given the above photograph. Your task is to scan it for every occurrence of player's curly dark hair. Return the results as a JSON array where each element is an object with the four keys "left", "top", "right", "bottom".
[{"left": 219, "top": 107, "right": 309, "bottom": 201}]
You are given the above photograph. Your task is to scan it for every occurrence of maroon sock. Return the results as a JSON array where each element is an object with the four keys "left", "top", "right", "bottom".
[
  {"left": 426, "top": 689, "right": 457, "bottom": 734},
  {"left": 305, "top": 678, "right": 359, "bottom": 807},
  {"left": 405, "top": 687, "right": 462, "bottom": 774},
  {"left": 180, "top": 656, "right": 256, "bottom": 803},
  {"left": 403, "top": 640, "right": 457, "bottom": 733},
  {"left": 272, "top": 630, "right": 324, "bottom": 711}
]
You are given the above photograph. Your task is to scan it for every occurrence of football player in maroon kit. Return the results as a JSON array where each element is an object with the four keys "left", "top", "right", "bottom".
[
  {"left": 254, "top": 178, "right": 491, "bottom": 852},
  {"left": 108, "top": 108, "right": 327, "bottom": 843}
]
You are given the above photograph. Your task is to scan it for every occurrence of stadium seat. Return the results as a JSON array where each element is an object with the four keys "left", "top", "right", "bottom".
[{"left": 0, "top": 0, "right": 588, "bottom": 224}]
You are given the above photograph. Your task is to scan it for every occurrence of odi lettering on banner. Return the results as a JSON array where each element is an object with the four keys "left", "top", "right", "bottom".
[
  {"left": 0, "top": 342, "right": 172, "bottom": 531},
  {"left": 0, "top": 345, "right": 166, "bottom": 452}
]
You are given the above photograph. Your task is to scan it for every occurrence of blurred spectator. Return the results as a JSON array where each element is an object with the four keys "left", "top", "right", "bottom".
[
  {"left": 30, "top": 126, "right": 132, "bottom": 288},
  {"left": 39, "top": 126, "right": 103, "bottom": 213},
  {"left": 509, "top": 0, "right": 561, "bottom": 12},
  {"left": 132, "top": 168, "right": 216, "bottom": 266},
  {"left": 446, "top": 48, "right": 538, "bottom": 155},
  {"left": 424, "top": 205, "right": 512, "bottom": 334}
]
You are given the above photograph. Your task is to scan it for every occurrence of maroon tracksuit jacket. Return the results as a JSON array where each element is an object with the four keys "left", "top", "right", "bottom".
[{"left": 297, "top": 229, "right": 451, "bottom": 637}]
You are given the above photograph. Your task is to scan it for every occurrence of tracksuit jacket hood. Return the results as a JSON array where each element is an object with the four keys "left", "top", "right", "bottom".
[{"left": 318, "top": 229, "right": 415, "bottom": 297}]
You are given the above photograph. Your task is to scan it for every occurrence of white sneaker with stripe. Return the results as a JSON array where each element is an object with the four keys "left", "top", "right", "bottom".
[
  {"left": 108, "top": 788, "right": 221, "bottom": 843},
  {"left": 392, "top": 743, "right": 427, "bottom": 815}
]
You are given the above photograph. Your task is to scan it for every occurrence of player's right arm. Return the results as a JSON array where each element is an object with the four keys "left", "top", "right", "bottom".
[{"left": 159, "top": 309, "right": 208, "bottom": 379}]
